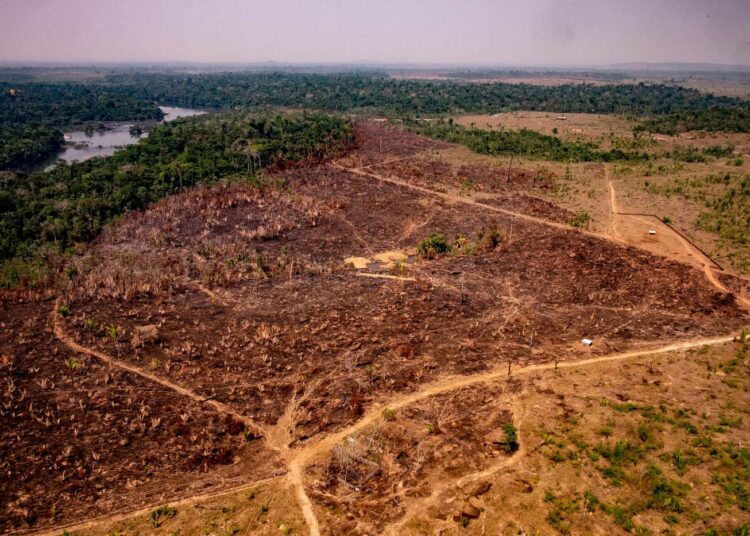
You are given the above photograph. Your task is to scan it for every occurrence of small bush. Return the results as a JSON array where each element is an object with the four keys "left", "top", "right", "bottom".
[
  {"left": 105, "top": 324, "right": 120, "bottom": 340},
  {"left": 477, "top": 226, "right": 507, "bottom": 252},
  {"left": 583, "top": 490, "right": 600, "bottom": 512},
  {"left": 382, "top": 408, "right": 396, "bottom": 421},
  {"left": 570, "top": 211, "right": 591, "bottom": 229},
  {"left": 645, "top": 464, "right": 687, "bottom": 513},
  {"left": 149, "top": 506, "right": 176, "bottom": 528},
  {"left": 417, "top": 233, "right": 451, "bottom": 259},
  {"left": 501, "top": 423, "right": 519, "bottom": 453}
]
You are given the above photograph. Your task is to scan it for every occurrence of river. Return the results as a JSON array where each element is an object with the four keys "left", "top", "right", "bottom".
[{"left": 44, "top": 106, "right": 204, "bottom": 170}]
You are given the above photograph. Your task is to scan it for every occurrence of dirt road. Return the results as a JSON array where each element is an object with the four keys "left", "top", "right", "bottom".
[
  {"left": 51, "top": 297, "right": 267, "bottom": 439},
  {"left": 607, "top": 174, "right": 750, "bottom": 309},
  {"left": 35, "top": 159, "right": 749, "bottom": 536}
]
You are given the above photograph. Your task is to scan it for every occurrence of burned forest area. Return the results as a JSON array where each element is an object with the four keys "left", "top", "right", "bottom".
[{"left": 2, "top": 122, "right": 749, "bottom": 535}]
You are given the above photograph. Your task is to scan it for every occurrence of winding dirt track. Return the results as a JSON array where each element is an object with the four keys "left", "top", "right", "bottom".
[
  {"left": 37, "top": 325, "right": 742, "bottom": 536},
  {"left": 287, "top": 333, "right": 738, "bottom": 536},
  {"left": 51, "top": 297, "right": 267, "bottom": 439},
  {"left": 333, "top": 163, "right": 582, "bottom": 237},
  {"left": 340, "top": 160, "right": 748, "bottom": 307},
  {"left": 30, "top": 476, "right": 285, "bottom": 536},
  {"left": 383, "top": 397, "right": 530, "bottom": 536},
  {"left": 607, "top": 174, "right": 750, "bottom": 310},
  {"left": 36, "top": 160, "right": 750, "bottom": 536}
]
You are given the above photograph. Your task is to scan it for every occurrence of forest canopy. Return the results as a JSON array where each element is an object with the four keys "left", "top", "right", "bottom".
[
  {"left": 0, "top": 112, "right": 354, "bottom": 286},
  {"left": 406, "top": 119, "right": 649, "bottom": 162},
  {"left": 2, "top": 72, "right": 749, "bottom": 169},
  {"left": 103, "top": 72, "right": 749, "bottom": 117},
  {"left": 0, "top": 82, "right": 163, "bottom": 169}
]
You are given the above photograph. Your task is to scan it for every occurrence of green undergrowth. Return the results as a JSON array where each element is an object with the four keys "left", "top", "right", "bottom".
[
  {"left": 539, "top": 340, "right": 750, "bottom": 534},
  {"left": 416, "top": 227, "right": 509, "bottom": 260},
  {"left": 644, "top": 172, "right": 750, "bottom": 272},
  {"left": 406, "top": 119, "right": 650, "bottom": 162}
]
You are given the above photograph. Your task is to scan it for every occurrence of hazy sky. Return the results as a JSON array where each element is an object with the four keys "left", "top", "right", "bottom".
[{"left": 1, "top": 0, "right": 749, "bottom": 66}]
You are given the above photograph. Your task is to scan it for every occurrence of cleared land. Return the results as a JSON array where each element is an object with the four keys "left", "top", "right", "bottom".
[
  {"left": 451, "top": 112, "right": 750, "bottom": 274},
  {"left": 2, "top": 123, "right": 749, "bottom": 535}
]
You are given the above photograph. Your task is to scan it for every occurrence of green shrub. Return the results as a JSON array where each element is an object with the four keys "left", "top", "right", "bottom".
[
  {"left": 570, "top": 211, "right": 591, "bottom": 229},
  {"left": 645, "top": 464, "right": 687, "bottom": 513},
  {"left": 501, "top": 423, "right": 519, "bottom": 453},
  {"left": 149, "top": 506, "right": 177, "bottom": 528},
  {"left": 382, "top": 408, "right": 396, "bottom": 422},
  {"left": 583, "top": 490, "right": 600, "bottom": 512},
  {"left": 417, "top": 233, "right": 451, "bottom": 259}
]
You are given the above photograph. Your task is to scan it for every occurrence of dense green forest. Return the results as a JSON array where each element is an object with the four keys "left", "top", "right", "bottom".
[
  {"left": 0, "top": 83, "right": 163, "bottom": 168},
  {"left": 636, "top": 108, "right": 750, "bottom": 134},
  {"left": 2, "top": 73, "right": 749, "bottom": 169},
  {"left": 0, "top": 112, "right": 354, "bottom": 286},
  {"left": 104, "top": 72, "right": 747, "bottom": 116},
  {"left": 406, "top": 120, "right": 649, "bottom": 162},
  {"left": 0, "top": 125, "right": 64, "bottom": 169},
  {"left": 0, "top": 83, "right": 163, "bottom": 126}
]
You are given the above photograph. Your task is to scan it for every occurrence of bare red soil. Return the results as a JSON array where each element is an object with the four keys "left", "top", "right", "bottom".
[
  {"left": 1, "top": 122, "right": 747, "bottom": 534},
  {"left": 0, "top": 300, "right": 282, "bottom": 533},
  {"left": 309, "top": 382, "right": 520, "bottom": 534}
]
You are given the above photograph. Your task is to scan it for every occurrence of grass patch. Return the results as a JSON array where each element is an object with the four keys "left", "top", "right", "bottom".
[{"left": 149, "top": 506, "right": 177, "bottom": 528}]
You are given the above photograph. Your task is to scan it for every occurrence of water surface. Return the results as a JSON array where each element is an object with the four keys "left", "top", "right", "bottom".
[{"left": 45, "top": 106, "right": 205, "bottom": 169}]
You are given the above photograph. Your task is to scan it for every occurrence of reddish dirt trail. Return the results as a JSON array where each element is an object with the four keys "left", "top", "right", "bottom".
[
  {"left": 286, "top": 333, "right": 740, "bottom": 536},
  {"left": 40, "top": 306, "right": 742, "bottom": 536},
  {"left": 51, "top": 298, "right": 267, "bottom": 439},
  {"left": 340, "top": 161, "right": 728, "bottom": 284},
  {"left": 355, "top": 272, "right": 417, "bottom": 282},
  {"left": 28, "top": 476, "right": 285, "bottom": 536},
  {"left": 607, "top": 175, "right": 750, "bottom": 310},
  {"left": 31, "top": 158, "right": 749, "bottom": 536},
  {"left": 333, "top": 162, "right": 584, "bottom": 237},
  {"left": 292, "top": 334, "right": 738, "bottom": 466},
  {"left": 383, "top": 397, "right": 530, "bottom": 536},
  {"left": 342, "top": 159, "right": 749, "bottom": 312}
]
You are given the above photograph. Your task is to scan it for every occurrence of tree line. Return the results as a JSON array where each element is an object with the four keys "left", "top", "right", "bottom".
[
  {"left": 3, "top": 73, "right": 748, "bottom": 169},
  {"left": 0, "top": 112, "right": 354, "bottom": 286},
  {"left": 0, "top": 82, "right": 163, "bottom": 169},
  {"left": 102, "top": 72, "right": 750, "bottom": 127},
  {"left": 406, "top": 119, "right": 649, "bottom": 162}
]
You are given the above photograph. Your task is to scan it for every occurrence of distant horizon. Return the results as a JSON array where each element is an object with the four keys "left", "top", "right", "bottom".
[
  {"left": 2, "top": 0, "right": 749, "bottom": 66},
  {"left": 1, "top": 60, "right": 750, "bottom": 73}
]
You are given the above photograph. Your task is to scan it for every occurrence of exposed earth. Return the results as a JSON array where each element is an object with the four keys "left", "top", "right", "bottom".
[{"left": 2, "top": 123, "right": 749, "bottom": 535}]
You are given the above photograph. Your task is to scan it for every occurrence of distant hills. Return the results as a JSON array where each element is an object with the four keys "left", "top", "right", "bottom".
[{"left": 607, "top": 62, "right": 750, "bottom": 73}]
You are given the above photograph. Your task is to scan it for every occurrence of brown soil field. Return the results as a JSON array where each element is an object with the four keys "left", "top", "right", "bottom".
[
  {"left": 2, "top": 122, "right": 749, "bottom": 535},
  {"left": 450, "top": 113, "right": 750, "bottom": 275},
  {"left": 0, "top": 300, "right": 283, "bottom": 532},
  {"left": 454, "top": 111, "right": 750, "bottom": 154}
]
